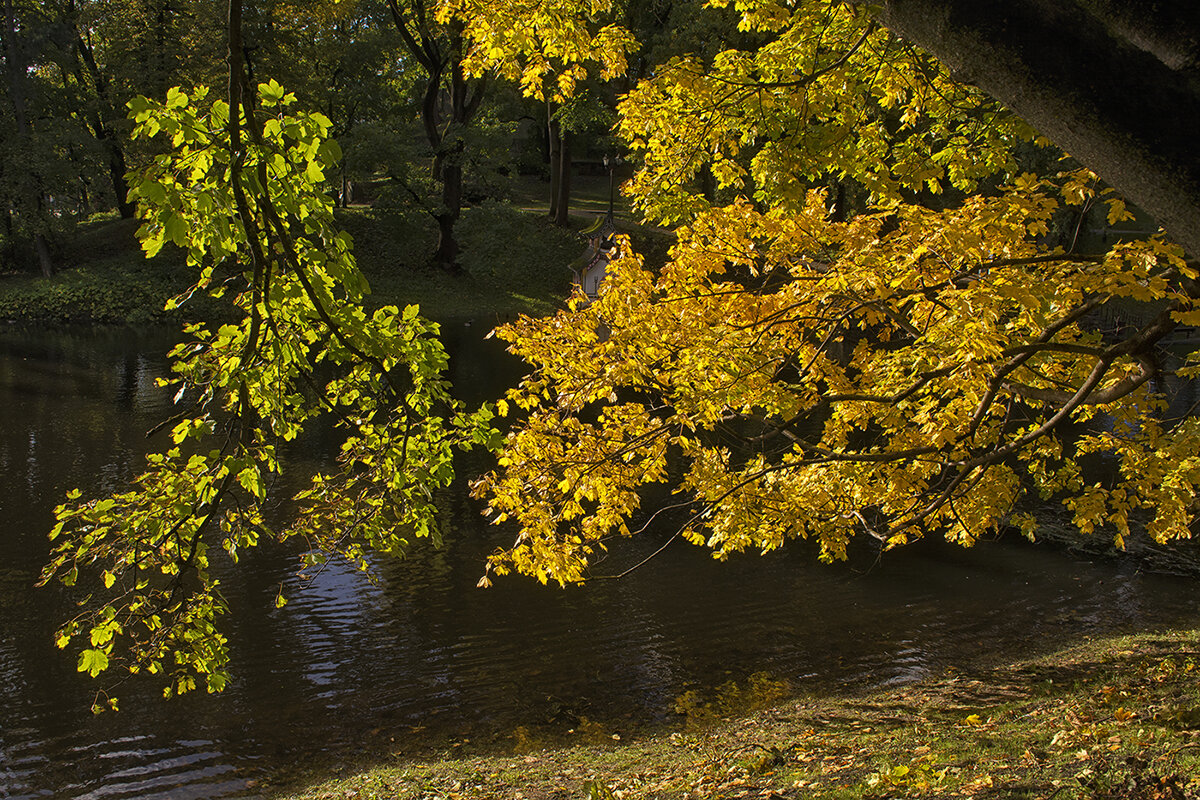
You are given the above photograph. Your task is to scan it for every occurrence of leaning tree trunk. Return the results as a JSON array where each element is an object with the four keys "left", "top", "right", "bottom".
[
  {"left": 102, "top": 137, "right": 134, "bottom": 219},
  {"left": 74, "top": 31, "right": 135, "bottom": 218},
  {"left": 861, "top": 0, "right": 1200, "bottom": 258}
]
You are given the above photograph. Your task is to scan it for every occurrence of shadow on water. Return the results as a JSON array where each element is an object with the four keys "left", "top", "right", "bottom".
[{"left": 1, "top": 321, "right": 1198, "bottom": 799}]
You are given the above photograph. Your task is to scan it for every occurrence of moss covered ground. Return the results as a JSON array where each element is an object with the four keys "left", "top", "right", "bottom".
[{"left": 266, "top": 629, "right": 1200, "bottom": 800}]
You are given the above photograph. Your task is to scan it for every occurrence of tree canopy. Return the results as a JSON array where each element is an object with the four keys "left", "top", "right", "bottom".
[
  {"left": 36, "top": 0, "right": 1200, "bottom": 704},
  {"left": 465, "top": 0, "right": 1200, "bottom": 584}
]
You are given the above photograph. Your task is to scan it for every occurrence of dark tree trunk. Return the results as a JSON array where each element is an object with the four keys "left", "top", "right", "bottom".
[
  {"left": 553, "top": 131, "right": 571, "bottom": 228},
  {"left": 74, "top": 29, "right": 135, "bottom": 218},
  {"left": 3, "top": 0, "right": 54, "bottom": 276},
  {"left": 153, "top": 1, "right": 170, "bottom": 97},
  {"left": 432, "top": 158, "right": 463, "bottom": 272},
  {"left": 105, "top": 142, "right": 134, "bottom": 219},
  {"left": 33, "top": 232, "right": 53, "bottom": 278},
  {"left": 387, "top": 2, "right": 485, "bottom": 274},
  {"left": 427, "top": 36, "right": 474, "bottom": 274},
  {"left": 861, "top": 0, "right": 1200, "bottom": 257},
  {"left": 699, "top": 163, "right": 716, "bottom": 203},
  {"left": 431, "top": 210, "right": 460, "bottom": 271},
  {"left": 827, "top": 179, "right": 848, "bottom": 223},
  {"left": 547, "top": 102, "right": 561, "bottom": 220}
]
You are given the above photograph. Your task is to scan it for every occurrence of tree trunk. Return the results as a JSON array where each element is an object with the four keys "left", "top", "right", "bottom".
[
  {"left": 553, "top": 131, "right": 571, "bottom": 228},
  {"left": 3, "top": 0, "right": 54, "bottom": 276},
  {"left": 432, "top": 158, "right": 463, "bottom": 273},
  {"left": 391, "top": 4, "right": 484, "bottom": 275},
  {"left": 547, "top": 102, "right": 561, "bottom": 220},
  {"left": 699, "top": 163, "right": 716, "bottom": 203},
  {"left": 105, "top": 142, "right": 135, "bottom": 218},
  {"left": 74, "top": 30, "right": 135, "bottom": 218},
  {"left": 862, "top": 0, "right": 1200, "bottom": 257},
  {"left": 427, "top": 38, "right": 476, "bottom": 274},
  {"left": 34, "top": 233, "right": 53, "bottom": 279}
]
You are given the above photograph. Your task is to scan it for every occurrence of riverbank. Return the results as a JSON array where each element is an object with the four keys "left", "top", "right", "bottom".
[
  {"left": 269, "top": 628, "right": 1200, "bottom": 799},
  {"left": 0, "top": 201, "right": 596, "bottom": 325}
]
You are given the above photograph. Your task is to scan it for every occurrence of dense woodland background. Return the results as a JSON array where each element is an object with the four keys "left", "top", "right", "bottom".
[{"left": 0, "top": 0, "right": 687, "bottom": 281}]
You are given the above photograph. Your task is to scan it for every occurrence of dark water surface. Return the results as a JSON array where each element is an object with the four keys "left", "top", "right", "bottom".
[{"left": 1, "top": 323, "right": 1198, "bottom": 799}]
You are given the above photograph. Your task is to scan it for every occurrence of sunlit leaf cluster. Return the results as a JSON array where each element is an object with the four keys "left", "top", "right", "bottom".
[
  {"left": 473, "top": 0, "right": 1200, "bottom": 584},
  {"left": 444, "top": 0, "right": 637, "bottom": 100},
  {"left": 619, "top": 0, "right": 1036, "bottom": 224},
  {"left": 40, "top": 81, "right": 494, "bottom": 705}
]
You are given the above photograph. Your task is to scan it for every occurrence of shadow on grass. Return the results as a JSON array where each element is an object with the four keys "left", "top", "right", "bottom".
[{"left": 261, "top": 626, "right": 1200, "bottom": 800}]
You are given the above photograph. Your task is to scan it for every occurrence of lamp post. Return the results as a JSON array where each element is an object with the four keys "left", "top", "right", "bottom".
[{"left": 603, "top": 154, "right": 622, "bottom": 220}]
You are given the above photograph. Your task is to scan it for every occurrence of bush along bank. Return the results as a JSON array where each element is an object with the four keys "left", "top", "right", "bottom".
[{"left": 0, "top": 255, "right": 224, "bottom": 325}]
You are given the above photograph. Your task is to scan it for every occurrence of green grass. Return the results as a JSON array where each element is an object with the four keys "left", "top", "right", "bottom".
[
  {"left": 0, "top": 172, "right": 676, "bottom": 326},
  {"left": 265, "top": 629, "right": 1200, "bottom": 799},
  {"left": 0, "top": 201, "right": 619, "bottom": 325},
  {"left": 508, "top": 173, "right": 630, "bottom": 217},
  {"left": 340, "top": 201, "right": 582, "bottom": 320}
]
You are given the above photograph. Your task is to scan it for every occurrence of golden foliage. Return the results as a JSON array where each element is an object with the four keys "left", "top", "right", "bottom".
[{"left": 465, "top": 0, "right": 1200, "bottom": 583}]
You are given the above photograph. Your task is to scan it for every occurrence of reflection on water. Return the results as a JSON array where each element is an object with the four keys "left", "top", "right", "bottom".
[{"left": 1, "top": 323, "right": 1198, "bottom": 799}]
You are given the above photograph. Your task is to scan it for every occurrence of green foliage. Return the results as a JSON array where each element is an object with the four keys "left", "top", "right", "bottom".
[
  {"left": 73, "top": 0, "right": 227, "bottom": 99},
  {"left": 0, "top": 267, "right": 156, "bottom": 323},
  {"left": 460, "top": 110, "right": 521, "bottom": 201},
  {"left": 0, "top": 0, "right": 112, "bottom": 243},
  {"left": 39, "top": 81, "right": 496, "bottom": 704}
]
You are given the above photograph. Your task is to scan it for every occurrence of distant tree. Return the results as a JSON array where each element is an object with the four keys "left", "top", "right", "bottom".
[
  {"left": 381, "top": 0, "right": 489, "bottom": 272},
  {"left": 1, "top": 0, "right": 124, "bottom": 274},
  {"left": 238, "top": 0, "right": 407, "bottom": 207},
  {"left": 65, "top": 0, "right": 228, "bottom": 211},
  {"left": 1, "top": 0, "right": 226, "bottom": 275},
  {"left": 443, "top": 0, "right": 635, "bottom": 226}
]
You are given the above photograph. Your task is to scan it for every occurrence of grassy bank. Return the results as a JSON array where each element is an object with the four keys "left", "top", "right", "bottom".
[
  {"left": 0, "top": 199, "right": 620, "bottom": 325},
  {"left": 268, "top": 629, "right": 1200, "bottom": 799},
  {"left": 0, "top": 216, "right": 212, "bottom": 324}
]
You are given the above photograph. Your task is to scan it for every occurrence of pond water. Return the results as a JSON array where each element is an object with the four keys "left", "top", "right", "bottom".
[{"left": 1, "top": 323, "right": 1198, "bottom": 799}]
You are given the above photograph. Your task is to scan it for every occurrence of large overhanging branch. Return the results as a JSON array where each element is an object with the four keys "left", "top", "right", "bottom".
[
  {"left": 856, "top": 0, "right": 1200, "bottom": 257},
  {"left": 708, "top": 278, "right": 1183, "bottom": 531}
]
